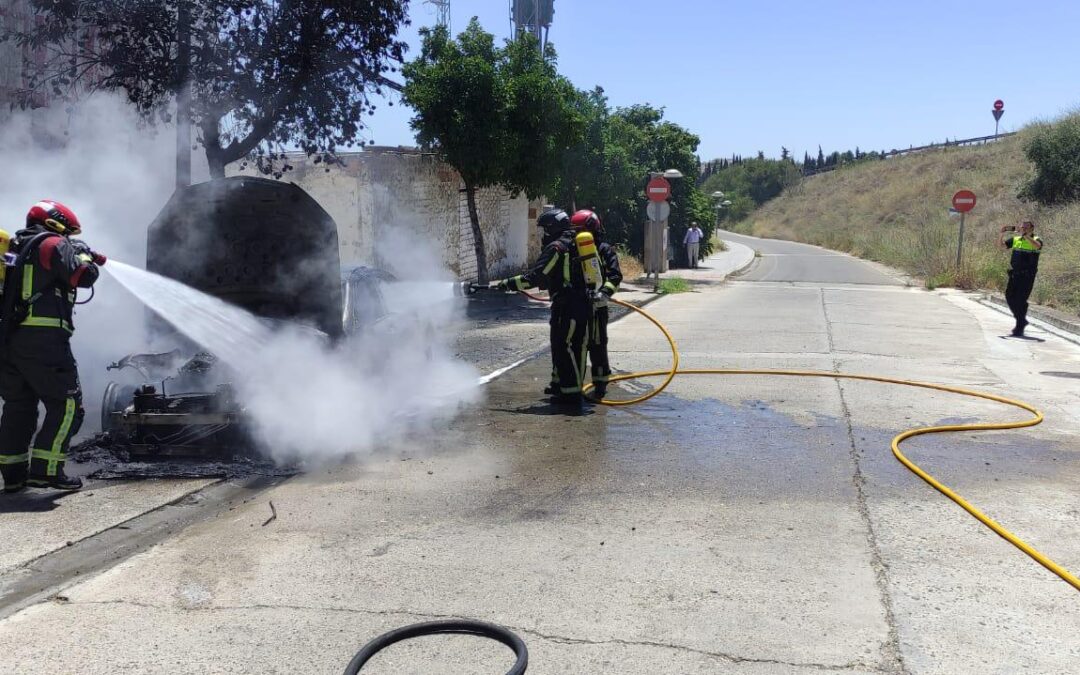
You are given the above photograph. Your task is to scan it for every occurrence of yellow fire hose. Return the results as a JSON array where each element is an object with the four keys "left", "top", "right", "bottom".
[{"left": 571, "top": 295, "right": 1077, "bottom": 592}]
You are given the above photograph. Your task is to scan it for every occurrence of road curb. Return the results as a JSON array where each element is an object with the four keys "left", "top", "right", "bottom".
[
  {"left": 722, "top": 239, "right": 757, "bottom": 278},
  {"left": 977, "top": 293, "right": 1080, "bottom": 346}
]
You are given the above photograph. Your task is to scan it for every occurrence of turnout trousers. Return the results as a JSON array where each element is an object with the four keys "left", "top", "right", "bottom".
[
  {"left": 1005, "top": 269, "right": 1037, "bottom": 331},
  {"left": 588, "top": 304, "right": 611, "bottom": 393},
  {"left": 0, "top": 328, "right": 85, "bottom": 487},
  {"left": 549, "top": 293, "right": 591, "bottom": 398}
]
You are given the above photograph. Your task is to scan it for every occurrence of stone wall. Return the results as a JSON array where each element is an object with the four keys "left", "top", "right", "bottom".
[{"left": 229, "top": 148, "right": 540, "bottom": 280}]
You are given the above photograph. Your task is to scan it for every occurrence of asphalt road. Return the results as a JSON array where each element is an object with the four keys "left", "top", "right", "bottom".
[
  {"left": 720, "top": 230, "right": 904, "bottom": 285},
  {"left": 2, "top": 236, "right": 1079, "bottom": 674}
]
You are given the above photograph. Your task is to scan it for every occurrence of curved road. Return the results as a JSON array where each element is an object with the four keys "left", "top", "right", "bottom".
[{"left": 720, "top": 229, "right": 903, "bottom": 285}]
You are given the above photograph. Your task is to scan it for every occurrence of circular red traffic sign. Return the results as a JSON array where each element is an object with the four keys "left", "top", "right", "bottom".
[
  {"left": 646, "top": 176, "right": 671, "bottom": 203},
  {"left": 952, "top": 190, "right": 977, "bottom": 213},
  {"left": 993, "top": 99, "right": 1004, "bottom": 111}
]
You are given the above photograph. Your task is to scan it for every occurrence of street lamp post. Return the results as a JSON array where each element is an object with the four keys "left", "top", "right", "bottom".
[{"left": 711, "top": 191, "right": 732, "bottom": 227}]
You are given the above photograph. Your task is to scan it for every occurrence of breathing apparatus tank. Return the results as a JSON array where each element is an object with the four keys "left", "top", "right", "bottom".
[
  {"left": 574, "top": 230, "right": 603, "bottom": 292},
  {"left": 0, "top": 229, "right": 12, "bottom": 290}
]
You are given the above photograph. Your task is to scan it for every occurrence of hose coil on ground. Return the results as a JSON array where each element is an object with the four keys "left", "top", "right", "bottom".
[{"left": 343, "top": 619, "right": 528, "bottom": 674}]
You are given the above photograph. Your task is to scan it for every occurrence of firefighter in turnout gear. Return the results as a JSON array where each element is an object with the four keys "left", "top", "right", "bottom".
[
  {"left": 571, "top": 210, "right": 622, "bottom": 399},
  {"left": 0, "top": 201, "right": 105, "bottom": 493},
  {"left": 495, "top": 208, "right": 592, "bottom": 410}
]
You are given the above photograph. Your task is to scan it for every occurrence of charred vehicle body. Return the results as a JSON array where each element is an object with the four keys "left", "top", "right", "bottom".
[{"left": 101, "top": 178, "right": 409, "bottom": 458}]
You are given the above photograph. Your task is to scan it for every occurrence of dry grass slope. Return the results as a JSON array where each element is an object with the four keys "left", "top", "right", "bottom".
[{"left": 735, "top": 129, "right": 1080, "bottom": 315}]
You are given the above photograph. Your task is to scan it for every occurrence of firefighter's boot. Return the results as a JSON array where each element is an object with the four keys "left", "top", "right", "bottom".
[
  {"left": 2, "top": 465, "right": 27, "bottom": 494},
  {"left": 26, "top": 461, "right": 83, "bottom": 491}
]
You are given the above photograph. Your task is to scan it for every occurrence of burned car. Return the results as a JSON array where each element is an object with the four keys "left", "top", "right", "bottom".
[{"left": 99, "top": 177, "right": 427, "bottom": 458}]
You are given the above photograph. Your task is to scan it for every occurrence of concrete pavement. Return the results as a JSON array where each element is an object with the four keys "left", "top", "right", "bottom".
[
  {"left": 658, "top": 237, "right": 756, "bottom": 284},
  {"left": 1, "top": 233, "right": 1078, "bottom": 673}
]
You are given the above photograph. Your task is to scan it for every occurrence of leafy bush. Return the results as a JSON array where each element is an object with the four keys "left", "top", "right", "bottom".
[{"left": 1019, "top": 114, "right": 1080, "bottom": 205}]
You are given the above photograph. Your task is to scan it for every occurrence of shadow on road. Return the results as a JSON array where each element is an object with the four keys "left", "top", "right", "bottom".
[{"left": 0, "top": 490, "right": 77, "bottom": 513}]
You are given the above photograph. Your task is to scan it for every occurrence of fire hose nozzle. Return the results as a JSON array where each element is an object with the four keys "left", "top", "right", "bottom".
[{"left": 453, "top": 282, "right": 504, "bottom": 296}]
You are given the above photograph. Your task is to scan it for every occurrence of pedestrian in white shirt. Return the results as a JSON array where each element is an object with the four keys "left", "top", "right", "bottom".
[{"left": 684, "top": 222, "right": 704, "bottom": 268}]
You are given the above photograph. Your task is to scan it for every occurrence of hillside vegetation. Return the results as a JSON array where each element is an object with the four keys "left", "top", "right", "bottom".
[{"left": 733, "top": 119, "right": 1080, "bottom": 315}]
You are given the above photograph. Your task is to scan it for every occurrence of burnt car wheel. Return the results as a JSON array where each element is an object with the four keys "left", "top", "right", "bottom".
[{"left": 101, "top": 382, "right": 137, "bottom": 433}]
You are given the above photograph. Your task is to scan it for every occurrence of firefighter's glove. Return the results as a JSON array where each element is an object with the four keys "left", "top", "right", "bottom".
[
  {"left": 71, "top": 240, "right": 106, "bottom": 266},
  {"left": 495, "top": 279, "right": 511, "bottom": 292}
]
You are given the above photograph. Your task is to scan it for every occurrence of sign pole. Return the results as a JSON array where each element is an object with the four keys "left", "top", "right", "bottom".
[
  {"left": 951, "top": 189, "right": 977, "bottom": 271},
  {"left": 956, "top": 211, "right": 965, "bottom": 270}
]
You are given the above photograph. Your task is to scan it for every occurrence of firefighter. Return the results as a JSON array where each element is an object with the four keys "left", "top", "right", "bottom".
[
  {"left": 571, "top": 210, "right": 622, "bottom": 399},
  {"left": 0, "top": 201, "right": 105, "bottom": 493},
  {"left": 495, "top": 208, "right": 591, "bottom": 409}
]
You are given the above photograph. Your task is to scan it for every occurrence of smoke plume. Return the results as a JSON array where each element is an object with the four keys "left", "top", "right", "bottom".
[
  {"left": 2, "top": 95, "right": 481, "bottom": 461},
  {"left": 0, "top": 95, "right": 182, "bottom": 434}
]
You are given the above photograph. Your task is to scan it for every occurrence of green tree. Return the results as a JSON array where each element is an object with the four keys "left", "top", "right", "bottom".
[
  {"left": 701, "top": 157, "right": 800, "bottom": 210},
  {"left": 1019, "top": 114, "right": 1080, "bottom": 205},
  {"left": 8, "top": 0, "right": 410, "bottom": 178},
  {"left": 403, "top": 19, "right": 581, "bottom": 282},
  {"left": 552, "top": 99, "right": 713, "bottom": 263}
]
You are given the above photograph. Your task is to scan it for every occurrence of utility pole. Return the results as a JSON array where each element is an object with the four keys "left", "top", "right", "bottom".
[{"left": 175, "top": 0, "right": 191, "bottom": 190}]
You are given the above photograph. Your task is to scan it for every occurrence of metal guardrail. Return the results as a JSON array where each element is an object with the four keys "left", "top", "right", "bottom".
[{"left": 803, "top": 131, "right": 1019, "bottom": 177}]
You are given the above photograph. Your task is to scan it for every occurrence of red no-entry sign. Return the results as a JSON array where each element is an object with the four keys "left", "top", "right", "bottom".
[
  {"left": 646, "top": 176, "right": 671, "bottom": 202},
  {"left": 993, "top": 99, "right": 1004, "bottom": 111},
  {"left": 952, "top": 190, "right": 977, "bottom": 213}
]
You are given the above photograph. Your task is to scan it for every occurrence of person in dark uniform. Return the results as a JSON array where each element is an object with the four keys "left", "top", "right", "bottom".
[
  {"left": 495, "top": 208, "right": 591, "bottom": 410},
  {"left": 0, "top": 201, "right": 104, "bottom": 493},
  {"left": 998, "top": 220, "right": 1043, "bottom": 337},
  {"left": 571, "top": 210, "right": 622, "bottom": 399}
]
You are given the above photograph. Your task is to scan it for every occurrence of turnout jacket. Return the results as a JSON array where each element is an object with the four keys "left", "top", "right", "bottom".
[
  {"left": 507, "top": 230, "right": 589, "bottom": 299},
  {"left": 7, "top": 226, "right": 100, "bottom": 334},
  {"left": 597, "top": 240, "right": 622, "bottom": 296}
]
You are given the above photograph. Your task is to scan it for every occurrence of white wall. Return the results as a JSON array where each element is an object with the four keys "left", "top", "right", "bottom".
[{"left": 229, "top": 148, "right": 532, "bottom": 280}]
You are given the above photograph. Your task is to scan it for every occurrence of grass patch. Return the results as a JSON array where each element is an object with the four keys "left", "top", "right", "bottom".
[
  {"left": 734, "top": 116, "right": 1080, "bottom": 316},
  {"left": 657, "top": 277, "right": 692, "bottom": 294}
]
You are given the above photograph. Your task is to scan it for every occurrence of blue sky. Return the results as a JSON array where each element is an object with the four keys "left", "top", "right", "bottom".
[{"left": 367, "top": 0, "right": 1080, "bottom": 163}]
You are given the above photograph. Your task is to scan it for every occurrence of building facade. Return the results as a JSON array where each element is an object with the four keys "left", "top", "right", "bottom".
[{"left": 230, "top": 147, "right": 544, "bottom": 281}]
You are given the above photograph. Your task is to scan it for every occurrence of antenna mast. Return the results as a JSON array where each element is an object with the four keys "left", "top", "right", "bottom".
[
  {"left": 426, "top": 0, "right": 451, "bottom": 32},
  {"left": 510, "top": 0, "right": 554, "bottom": 50}
]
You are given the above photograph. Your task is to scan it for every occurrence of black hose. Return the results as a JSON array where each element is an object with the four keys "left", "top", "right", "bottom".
[
  {"left": 74, "top": 286, "right": 95, "bottom": 305},
  {"left": 342, "top": 619, "right": 528, "bottom": 674}
]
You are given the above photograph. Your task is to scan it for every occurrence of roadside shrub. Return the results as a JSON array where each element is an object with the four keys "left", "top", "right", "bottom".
[{"left": 1019, "top": 114, "right": 1080, "bottom": 205}]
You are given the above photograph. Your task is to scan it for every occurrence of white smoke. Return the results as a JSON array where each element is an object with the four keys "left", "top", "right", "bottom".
[
  {"left": 0, "top": 95, "right": 182, "bottom": 434},
  {"left": 1, "top": 95, "right": 481, "bottom": 460},
  {"left": 106, "top": 260, "right": 480, "bottom": 464}
]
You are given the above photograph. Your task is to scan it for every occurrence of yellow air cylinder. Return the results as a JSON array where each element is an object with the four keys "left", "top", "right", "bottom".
[
  {"left": 0, "top": 228, "right": 11, "bottom": 286},
  {"left": 575, "top": 230, "right": 603, "bottom": 292}
]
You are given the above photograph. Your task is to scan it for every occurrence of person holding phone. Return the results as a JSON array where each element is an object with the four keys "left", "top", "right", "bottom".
[{"left": 997, "top": 220, "right": 1043, "bottom": 337}]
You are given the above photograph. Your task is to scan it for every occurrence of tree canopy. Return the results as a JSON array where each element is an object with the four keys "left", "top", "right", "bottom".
[
  {"left": 8, "top": 0, "right": 410, "bottom": 177},
  {"left": 553, "top": 99, "right": 714, "bottom": 263},
  {"left": 403, "top": 18, "right": 581, "bottom": 282}
]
